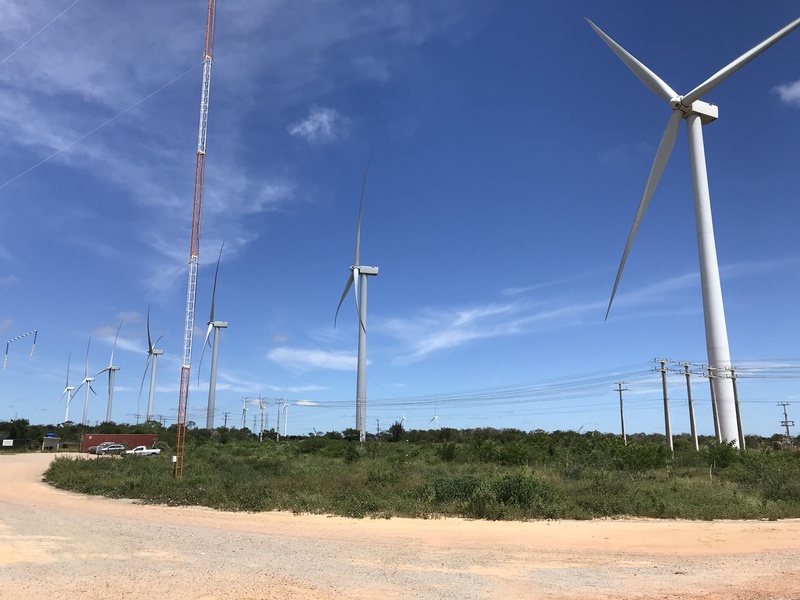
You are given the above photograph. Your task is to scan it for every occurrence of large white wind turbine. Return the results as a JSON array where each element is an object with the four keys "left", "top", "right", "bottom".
[
  {"left": 335, "top": 159, "right": 379, "bottom": 443},
  {"left": 139, "top": 308, "right": 164, "bottom": 422},
  {"left": 199, "top": 245, "right": 227, "bottom": 430},
  {"left": 58, "top": 354, "right": 75, "bottom": 424},
  {"left": 95, "top": 322, "right": 122, "bottom": 423},
  {"left": 72, "top": 338, "right": 97, "bottom": 426},
  {"left": 588, "top": 16, "right": 800, "bottom": 446}
]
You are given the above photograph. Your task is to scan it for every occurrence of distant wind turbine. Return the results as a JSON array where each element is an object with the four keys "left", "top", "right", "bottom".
[
  {"left": 335, "top": 158, "right": 379, "bottom": 443},
  {"left": 95, "top": 322, "right": 122, "bottom": 423},
  {"left": 587, "top": 16, "right": 800, "bottom": 446},
  {"left": 139, "top": 308, "right": 164, "bottom": 422},
  {"left": 72, "top": 338, "right": 97, "bottom": 426},
  {"left": 58, "top": 353, "right": 75, "bottom": 424},
  {"left": 199, "top": 244, "right": 227, "bottom": 430}
]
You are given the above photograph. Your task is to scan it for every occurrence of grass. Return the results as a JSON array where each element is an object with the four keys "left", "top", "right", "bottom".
[{"left": 41, "top": 431, "right": 800, "bottom": 521}]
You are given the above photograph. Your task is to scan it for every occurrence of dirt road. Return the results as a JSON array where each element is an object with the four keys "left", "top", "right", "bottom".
[{"left": 1, "top": 453, "right": 799, "bottom": 599}]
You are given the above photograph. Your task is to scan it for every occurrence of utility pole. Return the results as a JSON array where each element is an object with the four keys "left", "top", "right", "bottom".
[
  {"left": 708, "top": 366, "right": 722, "bottom": 442},
  {"left": 241, "top": 397, "right": 249, "bottom": 429},
  {"left": 223, "top": 411, "right": 229, "bottom": 427},
  {"left": 252, "top": 413, "right": 257, "bottom": 432},
  {"left": 682, "top": 364, "right": 699, "bottom": 451},
  {"left": 616, "top": 382, "right": 628, "bottom": 445},
  {"left": 658, "top": 360, "right": 673, "bottom": 454},
  {"left": 276, "top": 403, "right": 281, "bottom": 442},
  {"left": 258, "top": 397, "right": 266, "bottom": 442},
  {"left": 730, "top": 367, "right": 745, "bottom": 450},
  {"left": 779, "top": 403, "right": 794, "bottom": 447}
]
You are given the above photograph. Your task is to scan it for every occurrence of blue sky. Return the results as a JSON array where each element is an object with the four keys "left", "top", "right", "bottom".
[{"left": 1, "top": 0, "right": 799, "bottom": 438}]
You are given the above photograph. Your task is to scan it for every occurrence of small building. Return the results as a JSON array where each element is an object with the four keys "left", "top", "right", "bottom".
[{"left": 42, "top": 436, "right": 60, "bottom": 451}]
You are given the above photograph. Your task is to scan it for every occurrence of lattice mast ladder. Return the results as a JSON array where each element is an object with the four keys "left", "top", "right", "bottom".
[{"left": 175, "top": 0, "right": 217, "bottom": 478}]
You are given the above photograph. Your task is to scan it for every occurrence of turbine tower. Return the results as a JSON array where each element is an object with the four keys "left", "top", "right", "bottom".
[
  {"left": 58, "top": 354, "right": 75, "bottom": 424},
  {"left": 140, "top": 309, "right": 164, "bottom": 422},
  {"left": 72, "top": 338, "right": 97, "bottom": 426},
  {"left": 176, "top": 0, "right": 217, "bottom": 478},
  {"left": 95, "top": 322, "right": 122, "bottom": 423},
  {"left": 335, "top": 159, "right": 378, "bottom": 443},
  {"left": 200, "top": 244, "right": 227, "bottom": 430},
  {"left": 588, "top": 16, "right": 800, "bottom": 446}
]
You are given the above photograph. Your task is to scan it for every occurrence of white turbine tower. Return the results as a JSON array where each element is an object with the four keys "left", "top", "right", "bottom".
[
  {"left": 95, "top": 322, "right": 122, "bottom": 423},
  {"left": 58, "top": 354, "right": 75, "bottom": 424},
  {"left": 199, "top": 245, "right": 227, "bottom": 430},
  {"left": 140, "top": 308, "right": 164, "bottom": 422},
  {"left": 588, "top": 16, "right": 800, "bottom": 446},
  {"left": 72, "top": 338, "right": 97, "bottom": 426},
  {"left": 335, "top": 159, "right": 379, "bottom": 443}
]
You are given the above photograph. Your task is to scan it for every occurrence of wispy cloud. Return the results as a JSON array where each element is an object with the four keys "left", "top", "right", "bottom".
[
  {"left": 773, "top": 79, "right": 800, "bottom": 107},
  {"left": 288, "top": 106, "right": 350, "bottom": 144},
  {"left": 267, "top": 347, "right": 357, "bottom": 371},
  {"left": 382, "top": 298, "right": 603, "bottom": 365}
]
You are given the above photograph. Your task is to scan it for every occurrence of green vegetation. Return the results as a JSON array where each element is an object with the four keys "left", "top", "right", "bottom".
[{"left": 31, "top": 421, "right": 800, "bottom": 521}]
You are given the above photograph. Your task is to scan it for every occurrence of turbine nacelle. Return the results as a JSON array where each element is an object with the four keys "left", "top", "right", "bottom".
[
  {"left": 671, "top": 98, "right": 718, "bottom": 124},
  {"left": 354, "top": 265, "right": 379, "bottom": 276}
]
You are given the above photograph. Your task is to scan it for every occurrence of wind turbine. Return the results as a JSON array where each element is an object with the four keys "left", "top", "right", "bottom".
[
  {"left": 95, "top": 322, "right": 122, "bottom": 423},
  {"left": 72, "top": 338, "right": 97, "bottom": 426},
  {"left": 199, "top": 244, "right": 227, "bottom": 430},
  {"left": 139, "top": 308, "right": 164, "bottom": 422},
  {"left": 335, "top": 158, "right": 379, "bottom": 443},
  {"left": 588, "top": 16, "right": 800, "bottom": 446},
  {"left": 58, "top": 354, "right": 75, "bottom": 424}
]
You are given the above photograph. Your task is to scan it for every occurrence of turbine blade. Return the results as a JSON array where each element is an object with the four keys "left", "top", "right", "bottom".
[
  {"left": 354, "top": 155, "right": 372, "bottom": 267},
  {"left": 586, "top": 18, "right": 678, "bottom": 101},
  {"left": 65, "top": 352, "right": 71, "bottom": 387},
  {"left": 198, "top": 323, "right": 213, "bottom": 383},
  {"left": 90, "top": 383, "right": 97, "bottom": 396},
  {"left": 84, "top": 337, "right": 91, "bottom": 377},
  {"left": 73, "top": 381, "right": 85, "bottom": 397},
  {"left": 210, "top": 242, "right": 224, "bottom": 323},
  {"left": 146, "top": 306, "right": 153, "bottom": 352},
  {"left": 352, "top": 267, "right": 360, "bottom": 315},
  {"left": 109, "top": 322, "right": 122, "bottom": 367},
  {"left": 606, "top": 110, "right": 682, "bottom": 320},
  {"left": 334, "top": 274, "right": 354, "bottom": 329},
  {"left": 154, "top": 334, "right": 164, "bottom": 349},
  {"left": 683, "top": 16, "right": 800, "bottom": 105},
  {"left": 94, "top": 367, "right": 109, "bottom": 378},
  {"left": 138, "top": 355, "right": 152, "bottom": 404}
]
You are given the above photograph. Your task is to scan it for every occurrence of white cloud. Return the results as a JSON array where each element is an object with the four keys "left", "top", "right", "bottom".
[
  {"left": 381, "top": 298, "right": 603, "bottom": 365},
  {"left": 288, "top": 106, "right": 350, "bottom": 144},
  {"left": 773, "top": 80, "right": 800, "bottom": 107},
  {"left": 267, "top": 347, "right": 357, "bottom": 371}
]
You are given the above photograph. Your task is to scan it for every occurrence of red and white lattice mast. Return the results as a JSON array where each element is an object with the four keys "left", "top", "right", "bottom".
[{"left": 175, "top": 0, "right": 217, "bottom": 478}]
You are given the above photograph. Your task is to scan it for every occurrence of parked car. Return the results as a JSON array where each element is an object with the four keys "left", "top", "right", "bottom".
[
  {"left": 88, "top": 441, "right": 116, "bottom": 455},
  {"left": 96, "top": 443, "right": 127, "bottom": 456},
  {"left": 125, "top": 445, "right": 161, "bottom": 457}
]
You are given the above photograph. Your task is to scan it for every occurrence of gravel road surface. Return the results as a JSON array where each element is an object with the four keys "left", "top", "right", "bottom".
[{"left": 1, "top": 453, "right": 799, "bottom": 599}]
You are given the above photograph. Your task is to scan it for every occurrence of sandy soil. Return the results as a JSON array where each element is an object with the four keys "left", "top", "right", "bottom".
[{"left": 1, "top": 453, "right": 799, "bottom": 600}]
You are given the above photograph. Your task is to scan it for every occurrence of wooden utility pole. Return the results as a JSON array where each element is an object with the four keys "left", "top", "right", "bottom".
[
  {"left": 616, "top": 382, "right": 628, "bottom": 445},
  {"left": 682, "top": 364, "right": 699, "bottom": 451},
  {"left": 730, "top": 368, "right": 745, "bottom": 450},
  {"left": 658, "top": 360, "right": 673, "bottom": 454},
  {"left": 708, "top": 366, "right": 722, "bottom": 443},
  {"left": 779, "top": 403, "right": 794, "bottom": 447}
]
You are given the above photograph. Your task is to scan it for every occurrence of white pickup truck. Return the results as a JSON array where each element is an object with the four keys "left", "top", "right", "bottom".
[{"left": 125, "top": 445, "right": 162, "bottom": 456}]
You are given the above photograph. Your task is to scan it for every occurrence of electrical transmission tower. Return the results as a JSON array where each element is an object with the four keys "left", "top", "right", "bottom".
[{"left": 175, "top": 0, "right": 217, "bottom": 478}]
